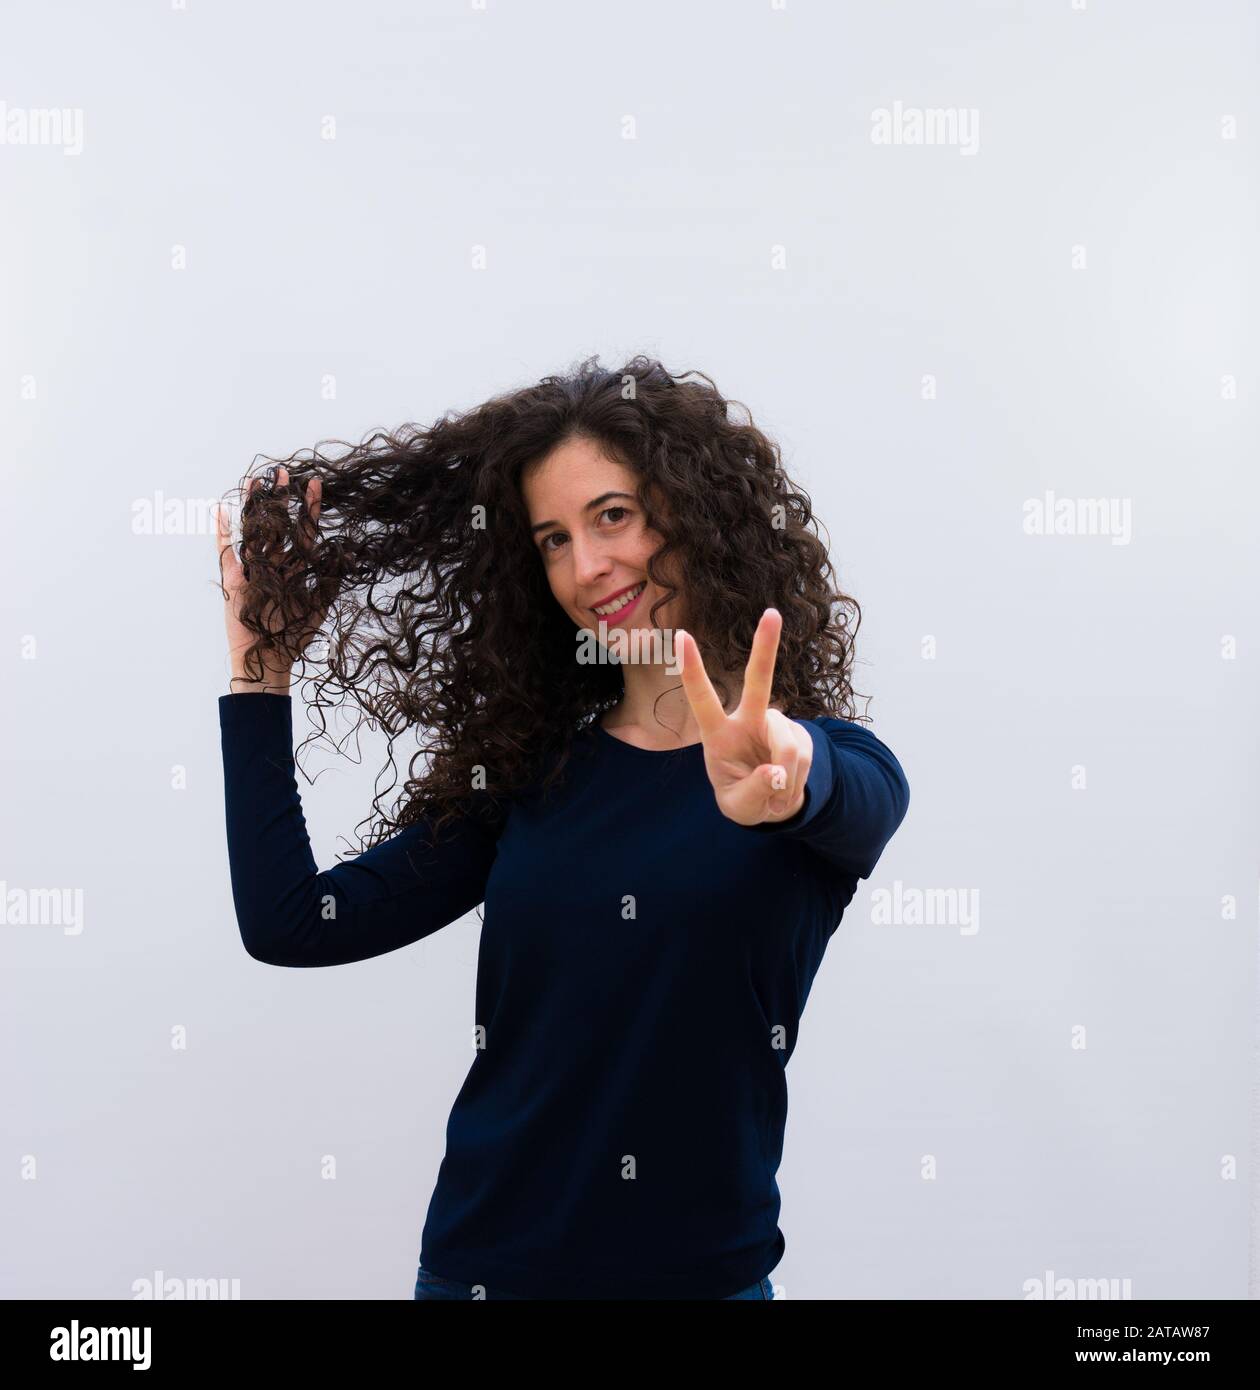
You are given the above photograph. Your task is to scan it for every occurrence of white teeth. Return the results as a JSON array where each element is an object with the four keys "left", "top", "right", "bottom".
[{"left": 594, "top": 582, "right": 644, "bottom": 616}]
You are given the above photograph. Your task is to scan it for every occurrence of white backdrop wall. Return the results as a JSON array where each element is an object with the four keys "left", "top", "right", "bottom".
[{"left": 1, "top": 0, "right": 1256, "bottom": 1299}]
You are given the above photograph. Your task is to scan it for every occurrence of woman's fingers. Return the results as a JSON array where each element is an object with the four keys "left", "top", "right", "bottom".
[
  {"left": 297, "top": 475, "right": 321, "bottom": 554},
  {"left": 214, "top": 495, "right": 241, "bottom": 583},
  {"left": 261, "top": 466, "right": 322, "bottom": 557},
  {"left": 216, "top": 475, "right": 267, "bottom": 591},
  {"left": 737, "top": 609, "right": 781, "bottom": 725},
  {"left": 212, "top": 505, "right": 225, "bottom": 587},
  {"left": 683, "top": 619, "right": 812, "bottom": 826},
  {"left": 677, "top": 629, "right": 729, "bottom": 741},
  {"left": 764, "top": 708, "right": 805, "bottom": 814},
  {"left": 765, "top": 730, "right": 799, "bottom": 805}
]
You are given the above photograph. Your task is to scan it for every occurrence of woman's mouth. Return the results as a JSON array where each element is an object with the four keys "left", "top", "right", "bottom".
[{"left": 591, "top": 581, "right": 646, "bottom": 624}]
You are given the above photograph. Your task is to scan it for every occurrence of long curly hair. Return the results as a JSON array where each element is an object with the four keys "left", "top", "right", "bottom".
[{"left": 221, "top": 353, "right": 869, "bottom": 851}]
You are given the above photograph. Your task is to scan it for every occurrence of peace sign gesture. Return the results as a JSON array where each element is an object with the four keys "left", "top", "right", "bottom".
[{"left": 677, "top": 608, "right": 814, "bottom": 827}]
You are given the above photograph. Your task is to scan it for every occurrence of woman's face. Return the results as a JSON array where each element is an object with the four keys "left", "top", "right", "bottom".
[{"left": 522, "top": 435, "right": 683, "bottom": 637}]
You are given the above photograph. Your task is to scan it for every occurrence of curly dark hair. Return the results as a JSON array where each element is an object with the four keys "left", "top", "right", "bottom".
[{"left": 221, "top": 353, "right": 869, "bottom": 852}]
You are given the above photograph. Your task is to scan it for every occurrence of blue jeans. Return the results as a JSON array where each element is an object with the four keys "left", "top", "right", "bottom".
[{"left": 414, "top": 1263, "right": 774, "bottom": 1300}]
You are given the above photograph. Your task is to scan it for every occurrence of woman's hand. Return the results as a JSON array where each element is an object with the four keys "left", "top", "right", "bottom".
[
  {"left": 677, "top": 608, "right": 814, "bottom": 826},
  {"left": 213, "top": 465, "right": 324, "bottom": 690}
]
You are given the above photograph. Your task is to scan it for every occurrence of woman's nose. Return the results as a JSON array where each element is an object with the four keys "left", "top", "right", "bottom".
[{"left": 569, "top": 537, "right": 612, "bottom": 586}]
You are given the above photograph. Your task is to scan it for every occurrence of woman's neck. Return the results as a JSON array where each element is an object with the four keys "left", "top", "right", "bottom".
[{"left": 601, "top": 655, "right": 742, "bottom": 747}]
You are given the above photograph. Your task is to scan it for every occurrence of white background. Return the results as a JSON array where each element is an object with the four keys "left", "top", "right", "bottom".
[{"left": 2, "top": 0, "right": 1256, "bottom": 1299}]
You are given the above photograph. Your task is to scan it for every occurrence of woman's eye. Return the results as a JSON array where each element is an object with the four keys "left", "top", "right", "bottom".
[{"left": 540, "top": 508, "right": 629, "bottom": 554}]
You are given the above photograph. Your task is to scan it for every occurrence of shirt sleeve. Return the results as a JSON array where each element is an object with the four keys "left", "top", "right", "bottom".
[
  {"left": 745, "top": 716, "right": 910, "bottom": 879},
  {"left": 218, "top": 693, "right": 504, "bottom": 967}
]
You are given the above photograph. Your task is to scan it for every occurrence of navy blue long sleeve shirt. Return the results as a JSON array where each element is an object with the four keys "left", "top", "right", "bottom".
[{"left": 218, "top": 692, "right": 910, "bottom": 1299}]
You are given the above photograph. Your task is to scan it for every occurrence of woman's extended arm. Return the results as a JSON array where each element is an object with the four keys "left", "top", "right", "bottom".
[
  {"left": 677, "top": 611, "right": 910, "bottom": 880},
  {"left": 219, "top": 692, "right": 502, "bottom": 967},
  {"left": 744, "top": 716, "right": 910, "bottom": 880}
]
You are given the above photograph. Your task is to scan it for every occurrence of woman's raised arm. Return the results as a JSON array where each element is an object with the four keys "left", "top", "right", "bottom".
[
  {"left": 219, "top": 693, "right": 502, "bottom": 967},
  {"left": 213, "top": 463, "right": 502, "bottom": 966}
]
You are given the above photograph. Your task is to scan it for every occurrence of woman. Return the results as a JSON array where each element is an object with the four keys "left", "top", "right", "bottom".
[{"left": 213, "top": 354, "right": 910, "bottom": 1300}]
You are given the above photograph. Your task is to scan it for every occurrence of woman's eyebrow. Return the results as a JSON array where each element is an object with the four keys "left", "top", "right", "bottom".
[{"left": 530, "top": 491, "right": 634, "bottom": 536}]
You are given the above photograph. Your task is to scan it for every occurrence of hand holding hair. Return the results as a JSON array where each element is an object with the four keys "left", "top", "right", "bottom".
[{"left": 214, "top": 465, "right": 325, "bottom": 692}]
